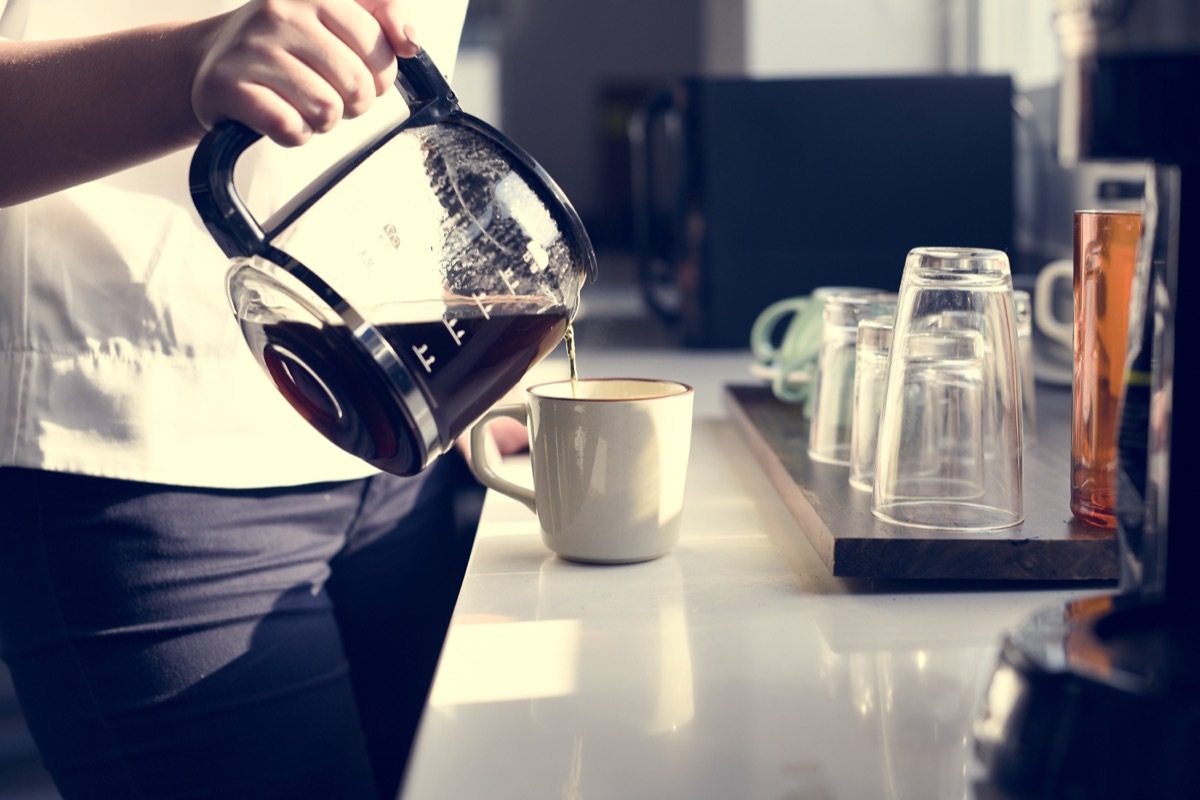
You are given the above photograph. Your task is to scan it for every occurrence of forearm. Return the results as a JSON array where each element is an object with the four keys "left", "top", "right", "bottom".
[
  {"left": 0, "top": 17, "right": 223, "bottom": 207},
  {"left": 0, "top": 0, "right": 423, "bottom": 209}
]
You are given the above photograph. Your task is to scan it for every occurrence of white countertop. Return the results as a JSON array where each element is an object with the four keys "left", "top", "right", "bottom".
[{"left": 400, "top": 349, "right": 1106, "bottom": 800}]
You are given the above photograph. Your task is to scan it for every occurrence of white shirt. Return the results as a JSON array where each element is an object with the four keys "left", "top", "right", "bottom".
[{"left": 0, "top": 0, "right": 468, "bottom": 487}]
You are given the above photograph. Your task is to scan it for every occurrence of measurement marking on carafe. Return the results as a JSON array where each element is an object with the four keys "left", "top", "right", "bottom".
[
  {"left": 442, "top": 316, "right": 466, "bottom": 346},
  {"left": 499, "top": 267, "right": 519, "bottom": 295},
  {"left": 471, "top": 293, "right": 493, "bottom": 320},
  {"left": 356, "top": 225, "right": 401, "bottom": 268},
  {"left": 524, "top": 242, "right": 549, "bottom": 272},
  {"left": 413, "top": 343, "right": 435, "bottom": 373}
]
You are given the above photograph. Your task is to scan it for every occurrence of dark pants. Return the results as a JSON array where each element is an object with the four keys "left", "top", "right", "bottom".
[{"left": 0, "top": 454, "right": 481, "bottom": 800}]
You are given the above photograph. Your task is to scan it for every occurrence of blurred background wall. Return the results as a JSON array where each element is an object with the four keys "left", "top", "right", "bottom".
[
  {"left": 443, "top": 0, "right": 1145, "bottom": 349},
  {"left": 455, "top": 0, "right": 1067, "bottom": 252}
]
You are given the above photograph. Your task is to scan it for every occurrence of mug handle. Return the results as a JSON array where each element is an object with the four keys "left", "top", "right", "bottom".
[
  {"left": 1034, "top": 259, "right": 1074, "bottom": 349},
  {"left": 750, "top": 297, "right": 811, "bottom": 363},
  {"left": 772, "top": 362, "right": 811, "bottom": 404},
  {"left": 469, "top": 405, "right": 537, "bottom": 514}
]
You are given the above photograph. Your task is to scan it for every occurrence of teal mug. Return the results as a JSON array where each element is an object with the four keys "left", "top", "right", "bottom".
[{"left": 750, "top": 286, "right": 879, "bottom": 408}]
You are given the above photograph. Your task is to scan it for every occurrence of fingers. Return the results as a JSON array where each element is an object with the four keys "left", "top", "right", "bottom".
[
  {"left": 191, "top": 0, "right": 421, "bottom": 147},
  {"left": 313, "top": 0, "right": 399, "bottom": 106},
  {"left": 355, "top": 0, "right": 422, "bottom": 59}
]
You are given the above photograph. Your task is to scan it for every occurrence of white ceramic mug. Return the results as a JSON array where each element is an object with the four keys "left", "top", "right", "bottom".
[
  {"left": 470, "top": 378, "right": 694, "bottom": 564},
  {"left": 1033, "top": 259, "right": 1074, "bottom": 350}
]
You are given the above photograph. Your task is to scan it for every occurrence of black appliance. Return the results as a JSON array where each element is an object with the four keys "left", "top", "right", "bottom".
[
  {"left": 973, "top": 1, "right": 1200, "bottom": 797},
  {"left": 629, "top": 74, "right": 1015, "bottom": 348}
]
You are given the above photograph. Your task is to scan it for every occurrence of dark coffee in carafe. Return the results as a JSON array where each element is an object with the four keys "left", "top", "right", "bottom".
[{"left": 242, "top": 304, "right": 568, "bottom": 475}]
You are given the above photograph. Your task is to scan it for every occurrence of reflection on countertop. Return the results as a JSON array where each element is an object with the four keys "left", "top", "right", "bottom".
[{"left": 401, "top": 414, "right": 1107, "bottom": 800}]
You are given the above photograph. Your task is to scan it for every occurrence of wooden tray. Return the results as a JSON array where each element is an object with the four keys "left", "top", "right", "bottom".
[{"left": 725, "top": 383, "right": 1119, "bottom": 581}]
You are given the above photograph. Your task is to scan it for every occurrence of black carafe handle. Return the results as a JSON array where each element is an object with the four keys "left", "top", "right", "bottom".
[{"left": 188, "top": 49, "right": 458, "bottom": 259}]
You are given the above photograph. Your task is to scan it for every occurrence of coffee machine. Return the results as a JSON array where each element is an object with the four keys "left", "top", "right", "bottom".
[{"left": 973, "top": 1, "right": 1200, "bottom": 797}]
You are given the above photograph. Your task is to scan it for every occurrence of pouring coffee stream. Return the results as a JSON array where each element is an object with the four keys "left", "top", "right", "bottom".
[
  {"left": 564, "top": 322, "right": 580, "bottom": 396},
  {"left": 190, "top": 50, "right": 596, "bottom": 477}
]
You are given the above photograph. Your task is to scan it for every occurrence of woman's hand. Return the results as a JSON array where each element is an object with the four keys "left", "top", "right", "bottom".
[
  {"left": 0, "top": 0, "right": 422, "bottom": 205},
  {"left": 192, "top": 0, "right": 420, "bottom": 146}
]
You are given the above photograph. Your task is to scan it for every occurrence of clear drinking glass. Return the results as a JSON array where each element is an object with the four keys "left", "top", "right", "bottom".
[
  {"left": 1012, "top": 289, "right": 1038, "bottom": 448},
  {"left": 872, "top": 247, "right": 1023, "bottom": 530},
  {"left": 848, "top": 314, "right": 895, "bottom": 493},
  {"left": 807, "top": 290, "right": 897, "bottom": 465}
]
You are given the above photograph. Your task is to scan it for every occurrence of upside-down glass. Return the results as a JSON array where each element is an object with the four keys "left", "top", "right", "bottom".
[
  {"left": 189, "top": 50, "right": 596, "bottom": 478},
  {"left": 1013, "top": 289, "right": 1038, "bottom": 447},
  {"left": 848, "top": 314, "right": 895, "bottom": 492},
  {"left": 807, "top": 290, "right": 898, "bottom": 465},
  {"left": 872, "top": 248, "right": 1024, "bottom": 530}
]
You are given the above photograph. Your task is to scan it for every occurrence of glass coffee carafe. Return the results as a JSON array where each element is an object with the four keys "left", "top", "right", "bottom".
[{"left": 190, "top": 50, "right": 596, "bottom": 476}]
